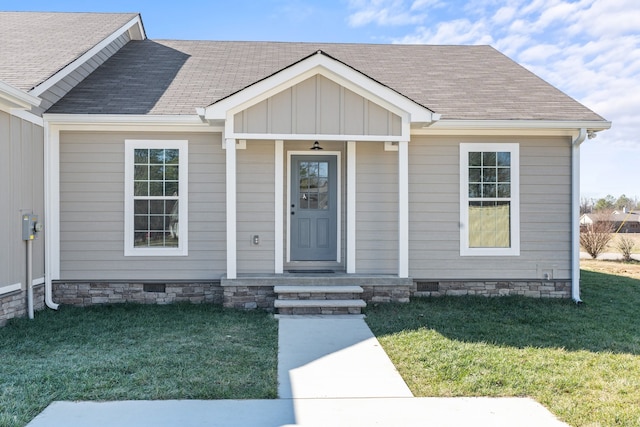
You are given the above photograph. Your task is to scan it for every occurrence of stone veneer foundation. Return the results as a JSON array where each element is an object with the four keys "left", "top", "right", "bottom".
[
  {"left": 43, "top": 278, "right": 570, "bottom": 315},
  {"left": 0, "top": 285, "right": 46, "bottom": 326},
  {"left": 412, "top": 280, "right": 571, "bottom": 298},
  {"left": 53, "top": 282, "right": 224, "bottom": 306}
]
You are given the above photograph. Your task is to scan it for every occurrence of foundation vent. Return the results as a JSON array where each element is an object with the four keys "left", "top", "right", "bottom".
[
  {"left": 416, "top": 281, "right": 439, "bottom": 292},
  {"left": 143, "top": 283, "right": 166, "bottom": 293}
]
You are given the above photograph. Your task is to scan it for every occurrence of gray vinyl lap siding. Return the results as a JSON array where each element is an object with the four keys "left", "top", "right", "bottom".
[
  {"left": 355, "top": 142, "right": 399, "bottom": 273},
  {"left": 0, "top": 112, "right": 45, "bottom": 291},
  {"left": 408, "top": 135, "right": 572, "bottom": 280},
  {"left": 59, "top": 131, "right": 226, "bottom": 281},
  {"left": 236, "top": 141, "right": 276, "bottom": 273}
]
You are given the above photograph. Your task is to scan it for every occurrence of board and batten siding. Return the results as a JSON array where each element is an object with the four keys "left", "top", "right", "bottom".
[
  {"left": 0, "top": 111, "right": 45, "bottom": 292},
  {"left": 59, "top": 131, "right": 226, "bottom": 281},
  {"left": 355, "top": 141, "right": 399, "bottom": 274},
  {"left": 234, "top": 75, "right": 402, "bottom": 137},
  {"left": 32, "top": 32, "right": 131, "bottom": 116},
  {"left": 408, "top": 135, "right": 572, "bottom": 280}
]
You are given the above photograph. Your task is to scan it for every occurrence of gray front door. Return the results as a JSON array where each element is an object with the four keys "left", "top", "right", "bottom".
[{"left": 290, "top": 155, "right": 338, "bottom": 261}]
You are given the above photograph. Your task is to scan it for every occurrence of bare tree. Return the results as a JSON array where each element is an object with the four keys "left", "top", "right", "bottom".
[
  {"left": 580, "top": 197, "right": 593, "bottom": 214},
  {"left": 580, "top": 212, "right": 614, "bottom": 259},
  {"left": 616, "top": 235, "right": 636, "bottom": 262}
]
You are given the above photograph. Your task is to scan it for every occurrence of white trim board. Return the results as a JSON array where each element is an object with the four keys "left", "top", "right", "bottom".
[
  {"left": 459, "top": 142, "right": 520, "bottom": 257},
  {"left": 0, "top": 283, "right": 22, "bottom": 296},
  {"left": 206, "top": 53, "right": 435, "bottom": 123},
  {"left": 124, "top": 140, "right": 189, "bottom": 257}
]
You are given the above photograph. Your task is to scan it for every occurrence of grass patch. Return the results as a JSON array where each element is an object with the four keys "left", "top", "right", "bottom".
[
  {"left": 0, "top": 304, "right": 278, "bottom": 427},
  {"left": 365, "top": 268, "right": 640, "bottom": 427},
  {"left": 607, "top": 234, "right": 640, "bottom": 254}
]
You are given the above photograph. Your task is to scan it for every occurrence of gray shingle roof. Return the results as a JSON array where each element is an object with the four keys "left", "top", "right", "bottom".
[
  {"left": 0, "top": 12, "right": 138, "bottom": 91},
  {"left": 49, "top": 39, "right": 604, "bottom": 122}
]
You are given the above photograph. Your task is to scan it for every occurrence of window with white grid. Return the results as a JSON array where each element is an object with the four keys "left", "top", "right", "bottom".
[
  {"left": 460, "top": 143, "right": 519, "bottom": 256},
  {"left": 124, "top": 140, "right": 188, "bottom": 256}
]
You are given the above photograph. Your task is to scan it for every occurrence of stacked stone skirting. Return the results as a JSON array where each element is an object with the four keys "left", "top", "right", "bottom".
[
  {"left": 0, "top": 285, "right": 45, "bottom": 326},
  {"left": 53, "top": 282, "right": 224, "bottom": 306},
  {"left": 45, "top": 279, "right": 570, "bottom": 314},
  {"left": 412, "top": 280, "right": 571, "bottom": 298},
  {"left": 222, "top": 286, "right": 277, "bottom": 311}
]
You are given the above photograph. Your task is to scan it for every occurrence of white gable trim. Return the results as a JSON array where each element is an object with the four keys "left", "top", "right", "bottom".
[
  {"left": 30, "top": 15, "right": 146, "bottom": 97},
  {"left": 0, "top": 80, "right": 41, "bottom": 110},
  {"left": 5, "top": 109, "right": 44, "bottom": 126},
  {"left": 203, "top": 52, "right": 438, "bottom": 140}
]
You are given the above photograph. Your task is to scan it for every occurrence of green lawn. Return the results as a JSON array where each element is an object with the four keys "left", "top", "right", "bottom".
[
  {"left": 0, "top": 304, "right": 278, "bottom": 427},
  {"left": 365, "top": 269, "right": 640, "bottom": 427}
]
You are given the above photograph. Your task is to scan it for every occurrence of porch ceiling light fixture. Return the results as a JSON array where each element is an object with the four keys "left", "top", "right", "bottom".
[{"left": 310, "top": 141, "right": 323, "bottom": 150}]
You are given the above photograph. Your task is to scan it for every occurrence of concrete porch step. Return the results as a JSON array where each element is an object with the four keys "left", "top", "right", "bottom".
[
  {"left": 274, "top": 299, "right": 366, "bottom": 308},
  {"left": 274, "top": 285, "right": 363, "bottom": 294},
  {"left": 274, "top": 298, "right": 366, "bottom": 315}
]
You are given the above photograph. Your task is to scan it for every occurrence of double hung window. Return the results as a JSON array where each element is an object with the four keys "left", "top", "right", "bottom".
[
  {"left": 124, "top": 140, "right": 188, "bottom": 256},
  {"left": 460, "top": 143, "right": 519, "bottom": 256}
]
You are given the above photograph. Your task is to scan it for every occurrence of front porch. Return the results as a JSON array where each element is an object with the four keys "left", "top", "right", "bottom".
[{"left": 221, "top": 273, "right": 413, "bottom": 314}]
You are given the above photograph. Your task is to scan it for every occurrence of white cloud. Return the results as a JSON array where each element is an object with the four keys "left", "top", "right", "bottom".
[
  {"left": 347, "top": 0, "right": 640, "bottom": 197},
  {"left": 518, "top": 43, "right": 561, "bottom": 62},
  {"left": 492, "top": 6, "right": 517, "bottom": 24},
  {"left": 410, "top": 0, "right": 443, "bottom": 11},
  {"left": 347, "top": 0, "right": 427, "bottom": 27},
  {"left": 397, "top": 19, "right": 494, "bottom": 45}
]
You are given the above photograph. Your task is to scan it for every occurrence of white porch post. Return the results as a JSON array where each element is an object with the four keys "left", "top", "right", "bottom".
[
  {"left": 398, "top": 140, "right": 409, "bottom": 278},
  {"left": 225, "top": 138, "right": 237, "bottom": 279},
  {"left": 347, "top": 141, "right": 357, "bottom": 273},
  {"left": 274, "top": 140, "right": 284, "bottom": 274}
]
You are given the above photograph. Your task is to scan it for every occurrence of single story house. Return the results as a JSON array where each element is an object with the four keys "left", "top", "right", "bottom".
[
  {"left": 0, "top": 11, "right": 611, "bottom": 324},
  {"left": 580, "top": 211, "right": 640, "bottom": 233}
]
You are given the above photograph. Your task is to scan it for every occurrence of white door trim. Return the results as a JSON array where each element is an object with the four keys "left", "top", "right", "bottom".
[{"left": 286, "top": 150, "right": 341, "bottom": 263}]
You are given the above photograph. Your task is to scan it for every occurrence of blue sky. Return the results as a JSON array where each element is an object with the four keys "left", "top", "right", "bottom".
[{"left": 6, "top": 0, "right": 639, "bottom": 201}]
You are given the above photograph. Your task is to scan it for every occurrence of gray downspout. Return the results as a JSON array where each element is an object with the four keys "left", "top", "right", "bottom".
[{"left": 571, "top": 128, "right": 587, "bottom": 303}]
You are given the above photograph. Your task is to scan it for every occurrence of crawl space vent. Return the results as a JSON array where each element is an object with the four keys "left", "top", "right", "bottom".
[
  {"left": 143, "top": 283, "right": 166, "bottom": 293},
  {"left": 416, "top": 281, "right": 439, "bottom": 292}
]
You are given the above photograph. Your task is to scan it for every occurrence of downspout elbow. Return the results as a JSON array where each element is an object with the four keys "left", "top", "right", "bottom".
[
  {"left": 44, "top": 277, "right": 59, "bottom": 310},
  {"left": 573, "top": 128, "right": 587, "bottom": 146}
]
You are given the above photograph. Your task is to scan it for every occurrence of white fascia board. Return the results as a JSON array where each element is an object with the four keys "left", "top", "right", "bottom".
[
  {"left": 30, "top": 15, "right": 145, "bottom": 97},
  {"left": 421, "top": 119, "right": 612, "bottom": 132},
  {"left": 231, "top": 132, "right": 405, "bottom": 142},
  {"left": 4, "top": 109, "right": 44, "bottom": 126},
  {"left": 43, "top": 114, "right": 222, "bottom": 132},
  {"left": 204, "top": 52, "right": 435, "bottom": 123},
  {"left": 0, "top": 80, "right": 41, "bottom": 109}
]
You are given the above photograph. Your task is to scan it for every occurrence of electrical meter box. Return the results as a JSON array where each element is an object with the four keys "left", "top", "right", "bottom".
[{"left": 22, "top": 214, "right": 41, "bottom": 241}]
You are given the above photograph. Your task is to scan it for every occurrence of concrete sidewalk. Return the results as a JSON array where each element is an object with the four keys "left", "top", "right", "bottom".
[
  {"left": 277, "top": 315, "right": 412, "bottom": 399},
  {"left": 27, "top": 315, "right": 569, "bottom": 427}
]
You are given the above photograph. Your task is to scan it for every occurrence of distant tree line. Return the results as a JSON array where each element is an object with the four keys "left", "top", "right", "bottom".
[{"left": 580, "top": 194, "right": 639, "bottom": 214}]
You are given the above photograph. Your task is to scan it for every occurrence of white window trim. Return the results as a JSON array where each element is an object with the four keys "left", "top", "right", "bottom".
[
  {"left": 124, "top": 140, "right": 189, "bottom": 256},
  {"left": 460, "top": 143, "right": 520, "bottom": 256}
]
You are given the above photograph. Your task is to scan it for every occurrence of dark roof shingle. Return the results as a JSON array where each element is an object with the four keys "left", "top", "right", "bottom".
[
  {"left": 0, "top": 11, "right": 138, "bottom": 91},
  {"left": 49, "top": 39, "right": 605, "bottom": 122}
]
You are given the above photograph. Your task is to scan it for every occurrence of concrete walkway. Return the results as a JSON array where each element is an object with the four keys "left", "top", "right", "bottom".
[{"left": 27, "top": 315, "right": 569, "bottom": 427}]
